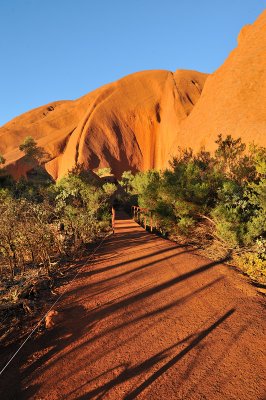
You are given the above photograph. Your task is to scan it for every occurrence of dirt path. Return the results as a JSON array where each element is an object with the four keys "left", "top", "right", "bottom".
[{"left": 1, "top": 212, "right": 265, "bottom": 400}]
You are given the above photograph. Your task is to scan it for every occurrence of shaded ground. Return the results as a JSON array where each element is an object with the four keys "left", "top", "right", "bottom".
[{"left": 0, "top": 212, "right": 265, "bottom": 399}]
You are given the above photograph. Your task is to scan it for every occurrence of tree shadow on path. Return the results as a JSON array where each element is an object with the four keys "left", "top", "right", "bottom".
[{"left": 74, "top": 308, "right": 235, "bottom": 400}]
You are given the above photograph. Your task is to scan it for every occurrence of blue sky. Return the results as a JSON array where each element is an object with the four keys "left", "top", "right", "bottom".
[{"left": 0, "top": 0, "right": 265, "bottom": 126}]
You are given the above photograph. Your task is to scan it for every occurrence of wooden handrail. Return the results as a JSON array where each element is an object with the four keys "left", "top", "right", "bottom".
[{"left": 131, "top": 205, "right": 156, "bottom": 232}]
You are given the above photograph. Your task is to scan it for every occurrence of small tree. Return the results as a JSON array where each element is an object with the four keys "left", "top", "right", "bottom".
[
  {"left": 19, "top": 136, "right": 49, "bottom": 165},
  {"left": 0, "top": 154, "right": 6, "bottom": 179},
  {"left": 119, "top": 170, "right": 135, "bottom": 193},
  {"left": 95, "top": 167, "right": 112, "bottom": 177},
  {"left": 0, "top": 154, "right": 6, "bottom": 165},
  {"left": 103, "top": 182, "right": 116, "bottom": 197},
  {"left": 215, "top": 134, "right": 246, "bottom": 179}
]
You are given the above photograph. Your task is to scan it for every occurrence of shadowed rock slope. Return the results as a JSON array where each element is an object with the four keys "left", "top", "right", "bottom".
[{"left": 0, "top": 10, "right": 265, "bottom": 180}]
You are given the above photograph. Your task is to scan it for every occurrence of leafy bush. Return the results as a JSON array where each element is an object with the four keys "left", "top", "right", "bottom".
[
  {"left": 55, "top": 172, "right": 113, "bottom": 247},
  {"left": 118, "top": 170, "right": 135, "bottom": 193},
  {"left": 131, "top": 170, "right": 161, "bottom": 210},
  {"left": 177, "top": 216, "right": 195, "bottom": 235},
  {"left": 234, "top": 252, "right": 266, "bottom": 283},
  {"left": 0, "top": 144, "right": 115, "bottom": 281},
  {"left": 124, "top": 135, "right": 266, "bottom": 283},
  {"left": 0, "top": 154, "right": 5, "bottom": 165},
  {"left": 94, "top": 167, "right": 112, "bottom": 177},
  {"left": 19, "top": 136, "right": 50, "bottom": 164}
]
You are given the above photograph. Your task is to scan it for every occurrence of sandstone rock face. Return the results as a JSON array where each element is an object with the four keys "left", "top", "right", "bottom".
[
  {"left": 0, "top": 10, "right": 265, "bottom": 180},
  {"left": 0, "top": 70, "right": 207, "bottom": 179},
  {"left": 174, "top": 10, "right": 266, "bottom": 152}
]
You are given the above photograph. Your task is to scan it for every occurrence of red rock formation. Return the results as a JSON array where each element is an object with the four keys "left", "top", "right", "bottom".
[
  {"left": 0, "top": 70, "right": 207, "bottom": 179},
  {"left": 175, "top": 10, "right": 266, "bottom": 152},
  {"left": 0, "top": 10, "right": 265, "bottom": 180}
]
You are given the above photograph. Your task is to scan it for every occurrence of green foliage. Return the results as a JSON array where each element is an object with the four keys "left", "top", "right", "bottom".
[
  {"left": 251, "top": 145, "right": 266, "bottom": 176},
  {"left": 0, "top": 196, "right": 56, "bottom": 277},
  {"left": 11, "top": 174, "right": 52, "bottom": 202},
  {"left": 0, "top": 166, "right": 113, "bottom": 280},
  {"left": 126, "top": 134, "right": 265, "bottom": 283},
  {"left": 177, "top": 216, "right": 195, "bottom": 235},
  {"left": 19, "top": 136, "right": 39, "bottom": 159},
  {"left": 211, "top": 182, "right": 246, "bottom": 245},
  {"left": 215, "top": 134, "right": 246, "bottom": 179},
  {"left": 102, "top": 182, "right": 116, "bottom": 197},
  {"left": 210, "top": 141, "right": 266, "bottom": 248},
  {"left": 0, "top": 154, "right": 5, "bottom": 165},
  {"left": 131, "top": 170, "right": 161, "bottom": 209},
  {"left": 118, "top": 170, "right": 135, "bottom": 193},
  {"left": 95, "top": 167, "right": 112, "bottom": 177},
  {"left": 235, "top": 246, "right": 266, "bottom": 283},
  {"left": 19, "top": 136, "right": 50, "bottom": 164}
]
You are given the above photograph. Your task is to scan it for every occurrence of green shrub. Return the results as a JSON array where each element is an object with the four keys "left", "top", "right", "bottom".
[
  {"left": 234, "top": 252, "right": 266, "bottom": 283},
  {"left": 127, "top": 135, "right": 265, "bottom": 285},
  {"left": 177, "top": 216, "right": 195, "bottom": 235},
  {"left": 0, "top": 162, "right": 114, "bottom": 280},
  {"left": 131, "top": 170, "right": 161, "bottom": 210}
]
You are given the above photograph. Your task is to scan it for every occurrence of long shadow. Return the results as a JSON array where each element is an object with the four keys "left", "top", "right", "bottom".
[
  {"left": 52, "top": 224, "right": 168, "bottom": 292},
  {"left": 52, "top": 227, "right": 169, "bottom": 294},
  {"left": 52, "top": 256, "right": 228, "bottom": 370},
  {"left": 94, "top": 245, "right": 152, "bottom": 262},
  {"left": 91, "top": 243, "right": 173, "bottom": 265},
  {"left": 103, "top": 240, "right": 167, "bottom": 255},
  {"left": 0, "top": 304, "right": 93, "bottom": 400},
  {"left": 103, "top": 237, "right": 162, "bottom": 253},
  {"left": 52, "top": 230, "right": 167, "bottom": 293},
  {"left": 8, "top": 253, "right": 228, "bottom": 390},
  {"left": 42, "top": 274, "right": 225, "bottom": 379},
  {"left": 0, "top": 214, "right": 230, "bottom": 398},
  {"left": 63, "top": 365, "right": 128, "bottom": 400},
  {"left": 24, "top": 276, "right": 224, "bottom": 381},
  {"left": 69, "top": 247, "right": 194, "bottom": 297},
  {"left": 79, "top": 256, "right": 229, "bottom": 326},
  {"left": 79, "top": 277, "right": 224, "bottom": 356},
  {"left": 183, "top": 322, "right": 250, "bottom": 400},
  {"left": 102, "top": 228, "right": 169, "bottom": 252},
  {"left": 74, "top": 352, "right": 169, "bottom": 399},
  {"left": 124, "top": 308, "right": 235, "bottom": 399},
  {"left": 74, "top": 309, "right": 235, "bottom": 400},
  {"left": 83, "top": 243, "right": 188, "bottom": 278}
]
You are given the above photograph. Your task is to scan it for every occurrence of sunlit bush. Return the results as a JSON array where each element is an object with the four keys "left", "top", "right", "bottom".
[{"left": 124, "top": 135, "right": 266, "bottom": 282}]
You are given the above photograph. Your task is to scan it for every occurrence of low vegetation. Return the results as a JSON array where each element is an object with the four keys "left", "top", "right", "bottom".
[
  {"left": 120, "top": 135, "right": 266, "bottom": 284},
  {"left": 0, "top": 133, "right": 265, "bottom": 336},
  {"left": 0, "top": 139, "right": 115, "bottom": 328}
]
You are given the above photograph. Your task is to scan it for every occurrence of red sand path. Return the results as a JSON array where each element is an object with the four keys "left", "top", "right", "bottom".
[{"left": 1, "top": 212, "right": 265, "bottom": 399}]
